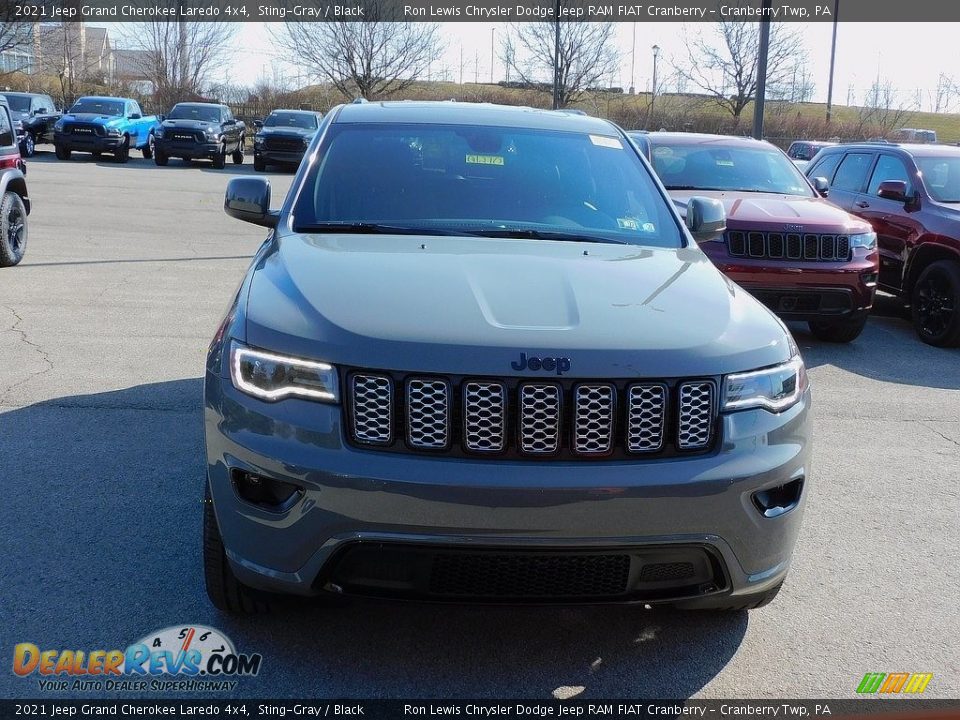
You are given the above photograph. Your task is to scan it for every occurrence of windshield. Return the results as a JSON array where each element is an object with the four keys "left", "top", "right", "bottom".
[
  {"left": 292, "top": 123, "right": 683, "bottom": 248},
  {"left": 916, "top": 156, "right": 960, "bottom": 202},
  {"left": 168, "top": 104, "right": 220, "bottom": 123},
  {"left": 650, "top": 142, "right": 814, "bottom": 196},
  {"left": 70, "top": 99, "right": 124, "bottom": 116},
  {"left": 265, "top": 112, "right": 317, "bottom": 129},
  {"left": 3, "top": 95, "right": 30, "bottom": 112}
]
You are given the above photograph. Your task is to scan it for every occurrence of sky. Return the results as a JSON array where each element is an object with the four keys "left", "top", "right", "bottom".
[{"left": 120, "top": 22, "right": 960, "bottom": 113}]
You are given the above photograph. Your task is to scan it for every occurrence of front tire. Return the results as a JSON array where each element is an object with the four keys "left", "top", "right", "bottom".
[
  {"left": 211, "top": 143, "right": 226, "bottom": 169},
  {"left": 0, "top": 191, "right": 28, "bottom": 267},
  {"left": 142, "top": 133, "right": 155, "bottom": 159},
  {"left": 154, "top": 148, "right": 168, "bottom": 166},
  {"left": 21, "top": 131, "right": 35, "bottom": 158},
  {"left": 912, "top": 260, "right": 960, "bottom": 347},
  {"left": 203, "top": 482, "right": 270, "bottom": 614},
  {"left": 808, "top": 315, "right": 868, "bottom": 343},
  {"left": 232, "top": 137, "right": 244, "bottom": 165},
  {"left": 253, "top": 155, "right": 265, "bottom": 172},
  {"left": 114, "top": 135, "right": 130, "bottom": 163},
  {"left": 54, "top": 143, "right": 70, "bottom": 161}
]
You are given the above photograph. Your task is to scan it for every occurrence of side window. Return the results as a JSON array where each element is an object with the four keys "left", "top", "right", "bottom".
[
  {"left": 129, "top": 101, "right": 141, "bottom": 117},
  {"left": 0, "top": 108, "right": 13, "bottom": 147},
  {"left": 45, "top": 96, "right": 55, "bottom": 112},
  {"left": 808, "top": 152, "right": 842, "bottom": 182},
  {"left": 222, "top": 107, "right": 232, "bottom": 123},
  {"left": 832, "top": 152, "right": 875, "bottom": 192},
  {"left": 867, "top": 155, "right": 913, "bottom": 196}
]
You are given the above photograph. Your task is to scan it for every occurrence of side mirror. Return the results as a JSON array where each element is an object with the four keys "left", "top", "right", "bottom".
[
  {"left": 129, "top": 113, "right": 141, "bottom": 120},
  {"left": 812, "top": 176, "right": 829, "bottom": 197},
  {"left": 223, "top": 118, "right": 236, "bottom": 126},
  {"left": 37, "top": 108, "right": 48, "bottom": 114},
  {"left": 685, "top": 196, "right": 726, "bottom": 242},
  {"left": 877, "top": 180, "right": 908, "bottom": 202},
  {"left": 253, "top": 120, "right": 263, "bottom": 129},
  {"left": 225, "top": 178, "right": 277, "bottom": 228}
]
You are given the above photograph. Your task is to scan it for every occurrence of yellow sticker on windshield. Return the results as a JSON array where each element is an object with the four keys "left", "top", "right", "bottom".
[{"left": 466, "top": 154, "right": 504, "bottom": 166}]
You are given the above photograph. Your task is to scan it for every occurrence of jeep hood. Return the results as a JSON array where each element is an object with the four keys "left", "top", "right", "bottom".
[
  {"left": 242, "top": 234, "right": 793, "bottom": 377},
  {"left": 670, "top": 190, "right": 872, "bottom": 233}
]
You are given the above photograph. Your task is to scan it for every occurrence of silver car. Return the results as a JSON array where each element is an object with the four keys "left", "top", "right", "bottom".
[{"left": 203, "top": 101, "right": 811, "bottom": 613}]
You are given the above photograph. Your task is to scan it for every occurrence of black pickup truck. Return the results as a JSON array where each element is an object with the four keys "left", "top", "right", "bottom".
[
  {"left": 0, "top": 92, "right": 61, "bottom": 157},
  {"left": 154, "top": 102, "right": 245, "bottom": 168}
]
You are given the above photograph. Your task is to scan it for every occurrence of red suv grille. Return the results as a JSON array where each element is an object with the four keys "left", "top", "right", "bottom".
[{"left": 726, "top": 231, "right": 850, "bottom": 262}]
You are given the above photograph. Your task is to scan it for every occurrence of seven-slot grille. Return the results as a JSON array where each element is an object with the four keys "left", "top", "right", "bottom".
[
  {"left": 726, "top": 230, "right": 850, "bottom": 262},
  {"left": 347, "top": 373, "right": 716, "bottom": 459}
]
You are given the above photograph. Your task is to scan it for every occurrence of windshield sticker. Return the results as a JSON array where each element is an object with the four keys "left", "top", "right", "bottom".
[
  {"left": 617, "top": 218, "right": 656, "bottom": 232},
  {"left": 466, "top": 154, "right": 504, "bottom": 166},
  {"left": 590, "top": 135, "right": 623, "bottom": 149},
  {"left": 716, "top": 159, "right": 735, "bottom": 167}
]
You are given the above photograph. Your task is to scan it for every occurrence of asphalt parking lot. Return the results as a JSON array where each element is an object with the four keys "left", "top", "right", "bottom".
[{"left": 1, "top": 148, "right": 958, "bottom": 700}]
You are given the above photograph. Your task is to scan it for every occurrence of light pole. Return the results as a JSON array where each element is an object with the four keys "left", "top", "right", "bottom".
[
  {"left": 552, "top": 0, "right": 561, "bottom": 109},
  {"left": 629, "top": 23, "right": 637, "bottom": 94},
  {"left": 826, "top": 0, "right": 840, "bottom": 123},
  {"left": 490, "top": 28, "right": 496, "bottom": 84},
  {"left": 651, "top": 44, "right": 660, "bottom": 119},
  {"left": 752, "top": 0, "right": 773, "bottom": 140}
]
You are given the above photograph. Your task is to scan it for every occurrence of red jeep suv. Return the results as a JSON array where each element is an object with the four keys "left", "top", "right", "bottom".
[
  {"left": 631, "top": 132, "right": 879, "bottom": 342},
  {"left": 806, "top": 142, "right": 960, "bottom": 347}
]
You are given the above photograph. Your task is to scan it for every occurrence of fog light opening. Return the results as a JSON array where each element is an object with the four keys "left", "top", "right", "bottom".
[
  {"left": 752, "top": 478, "right": 804, "bottom": 518},
  {"left": 231, "top": 469, "right": 303, "bottom": 512}
]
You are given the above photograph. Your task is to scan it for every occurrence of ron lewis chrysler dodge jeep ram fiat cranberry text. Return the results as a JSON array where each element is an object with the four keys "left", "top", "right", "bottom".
[{"left": 203, "top": 102, "right": 811, "bottom": 613}]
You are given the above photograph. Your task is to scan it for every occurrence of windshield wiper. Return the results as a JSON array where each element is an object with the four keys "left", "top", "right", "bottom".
[
  {"left": 295, "top": 222, "right": 462, "bottom": 236},
  {"left": 462, "top": 228, "right": 629, "bottom": 244}
]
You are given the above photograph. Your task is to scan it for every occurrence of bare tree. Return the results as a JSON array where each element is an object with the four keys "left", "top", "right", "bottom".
[
  {"left": 118, "top": 19, "right": 235, "bottom": 110},
  {"left": 0, "top": 18, "right": 33, "bottom": 76},
  {"left": 856, "top": 78, "right": 914, "bottom": 137},
  {"left": 271, "top": 5, "right": 441, "bottom": 101},
  {"left": 500, "top": 22, "right": 620, "bottom": 108},
  {"left": 673, "top": 15, "right": 806, "bottom": 122},
  {"left": 34, "top": 23, "right": 108, "bottom": 106}
]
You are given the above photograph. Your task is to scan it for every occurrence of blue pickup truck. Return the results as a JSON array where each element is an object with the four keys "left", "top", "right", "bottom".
[{"left": 53, "top": 96, "right": 161, "bottom": 163}]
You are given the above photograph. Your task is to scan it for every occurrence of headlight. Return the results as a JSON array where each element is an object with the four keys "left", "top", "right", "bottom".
[
  {"left": 53, "top": 120, "right": 64, "bottom": 132},
  {"left": 205, "top": 128, "right": 221, "bottom": 140},
  {"left": 230, "top": 341, "right": 339, "bottom": 403},
  {"left": 105, "top": 127, "right": 121, "bottom": 137},
  {"left": 155, "top": 126, "right": 164, "bottom": 138},
  {"left": 253, "top": 135, "right": 263, "bottom": 148},
  {"left": 849, "top": 232, "right": 877, "bottom": 249},
  {"left": 722, "top": 355, "right": 808, "bottom": 412}
]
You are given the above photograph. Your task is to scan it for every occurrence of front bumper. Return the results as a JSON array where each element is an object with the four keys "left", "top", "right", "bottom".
[
  {"left": 156, "top": 137, "right": 221, "bottom": 160},
  {"left": 254, "top": 148, "right": 306, "bottom": 166},
  {"left": 204, "top": 371, "right": 812, "bottom": 605},
  {"left": 701, "top": 242, "right": 878, "bottom": 321},
  {"left": 53, "top": 131, "right": 124, "bottom": 153}
]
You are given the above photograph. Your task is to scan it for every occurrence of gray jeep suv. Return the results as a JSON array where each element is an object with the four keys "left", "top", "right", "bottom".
[{"left": 204, "top": 101, "right": 811, "bottom": 613}]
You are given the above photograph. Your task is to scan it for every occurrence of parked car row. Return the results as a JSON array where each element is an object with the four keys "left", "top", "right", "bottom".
[{"left": 0, "top": 92, "right": 323, "bottom": 172}]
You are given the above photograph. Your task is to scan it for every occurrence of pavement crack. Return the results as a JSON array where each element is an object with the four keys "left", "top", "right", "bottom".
[
  {"left": 919, "top": 421, "right": 960, "bottom": 449},
  {"left": 1, "top": 304, "right": 54, "bottom": 402}
]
